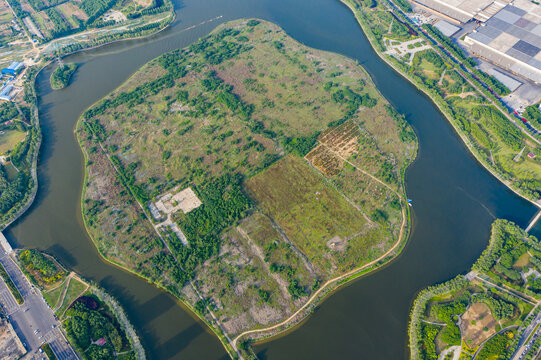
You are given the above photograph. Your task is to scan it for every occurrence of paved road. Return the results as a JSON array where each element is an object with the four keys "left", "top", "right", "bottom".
[
  {"left": 0, "top": 251, "right": 78, "bottom": 360},
  {"left": 512, "top": 308, "right": 541, "bottom": 360}
]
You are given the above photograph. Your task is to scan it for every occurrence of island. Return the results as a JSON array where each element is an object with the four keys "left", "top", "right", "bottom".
[
  {"left": 409, "top": 220, "right": 541, "bottom": 360},
  {"left": 50, "top": 63, "right": 77, "bottom": 90},
  {"left": 77, "top": 19, "right": 417, "bottom": 357}
]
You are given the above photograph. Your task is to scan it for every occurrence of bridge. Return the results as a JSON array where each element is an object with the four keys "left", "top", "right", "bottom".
[{"left": 526, "top": 209, "right": 541, "bottom": 233}]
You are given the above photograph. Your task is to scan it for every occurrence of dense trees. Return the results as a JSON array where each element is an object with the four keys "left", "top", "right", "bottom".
[
  {"left": 282, "top": 133, "right": 319, "bottom": 157},
  {"left": 170, "top": 174, "right": 251, "bottom": 279},
  {"left": 64, "top": 297, "right": 131, "bottom": 360},
  {"left": 0, "top": 170, "right": 28, "bottom": 215},
  {"left": 0, "top": 102, "right": 19, "bottom": 123},
  {"left": 477, "top": 332, "right": 513, "bottom": 360},
  {"left": 524, "top": 105, "right": 541, "bottom": 129},
  {"left": 19, "top": 250, "right": 66, "bottom": 286},
  {"left": 50, "top": 63, "right": 78, "bottom": 89},
  {"left": 471, "top": 293, "right": 514, "bottom": 320}
]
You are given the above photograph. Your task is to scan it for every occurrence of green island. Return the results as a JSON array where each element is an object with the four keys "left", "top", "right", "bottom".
[
  {"left": 18, "top": 248, "right": 145, "bottom": 360},
  {"left": 409, "top": 220, "right": 541, "bottom": 360},
  {"left": 342, "top": 0, "right": 541, "bottom": 202},
  {"left": 50, "top": 63, "right": 78, "bottom": 90},
  {"left": 77, "top": 19, "right": 417, "bottom": 357}
]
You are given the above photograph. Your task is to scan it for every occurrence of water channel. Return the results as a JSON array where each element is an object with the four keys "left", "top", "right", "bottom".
[{"left": 5, "top": 0, "right": 541, "bottom": 359}]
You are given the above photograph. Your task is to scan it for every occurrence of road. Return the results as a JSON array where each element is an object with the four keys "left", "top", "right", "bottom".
[
  {"left": 0, "top": 251, "right": 77, "bottom": 360},
  {"left": 511, "top": 308, "right": 541, "bottom": 360}
]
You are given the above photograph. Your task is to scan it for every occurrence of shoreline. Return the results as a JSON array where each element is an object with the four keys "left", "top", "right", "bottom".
[
  {"left": 0, "top": 8, "right": 176, "bottom": 232},
  {"left": 73, "top": 18, "right": 419, "bottom": 359},
  {"left": 339, "top": 0, "right": 541, "bottom": 211}
]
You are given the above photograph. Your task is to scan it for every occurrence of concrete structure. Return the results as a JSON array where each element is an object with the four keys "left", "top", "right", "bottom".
[
  {"left": 151, "top": 187, "right": 202, "bottom": 247},
  {"left": 434, "top": 20, "right": 460, "bottom": 37},
  {"left": 411, "top": 0, "right": 512, "bottom": 24},
  {"left": 0, "top": 318, "right": 25, "bottom": 359},
  {"left": 154, "top": 187, "right": 202, "bottom": 217},
  {"left": 0, "top": 86, "right": 14, "bottom": 101},
  {"left": 0, "top": 232, "right": 13, "bottom": 254},
  {"left": 487, "top": 68, "right": 522, "bottom": 91},
  {"left": 465, "top": 0, "right": 541, "bottom": 84}
]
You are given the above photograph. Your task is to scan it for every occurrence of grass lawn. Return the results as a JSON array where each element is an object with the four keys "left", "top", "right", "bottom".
[
  {"left": 56, "top": 277, "right": 88, "bottom": 318},
  {"left": 43, "top": 278, "right": 68, "bottom": 308},
  {"left": 0, "top": 130, "right": 26, "bottom": 154},
  {"left": 245, "top": 155, "right": 366, "bottom": 268}
]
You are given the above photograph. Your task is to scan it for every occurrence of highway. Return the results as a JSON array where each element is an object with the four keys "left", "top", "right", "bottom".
[{"left": 0, "top": 250, "right": 78, "bottom": 360}]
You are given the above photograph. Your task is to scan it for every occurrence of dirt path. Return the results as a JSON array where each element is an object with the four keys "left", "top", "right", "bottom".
[
  {"left": 264, "top": 214, "right": 318, "bottom": 277},
  {"left": 233, "top": 145, "right": 408, "bottom": 346},
  {"left": 52, "top": 272, "right": 91, "bottom": 315},
  {"left": 236, "top": 226, "right": 292, "bottom": 300}
]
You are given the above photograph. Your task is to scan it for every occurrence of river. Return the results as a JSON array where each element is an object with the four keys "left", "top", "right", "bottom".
[{"left": 4, "top": 0, "right": 540, "bottom": 359}]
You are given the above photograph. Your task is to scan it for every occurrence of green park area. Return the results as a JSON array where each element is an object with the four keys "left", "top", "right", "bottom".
[
  {"left": 410, "top": 220, "right": 541, "bottom": 360},
  {"left": 343, "top": 0, "right": 541, "bottom": 201},
  {"left": 76, "top": 18, "right": 417, "bottom": 349},
  {"left": 18, "top": 248, "right": 143, "bottom": 359}
]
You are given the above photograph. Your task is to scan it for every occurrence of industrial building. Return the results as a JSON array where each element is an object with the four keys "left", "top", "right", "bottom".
[
  {"left": 0, "top": 86, "right": 14, "bottom": 101},
  {"left": 411, "top": 0, "right": 512, "bottom": 24},
  {"left": 464, "top": 0, "right": 541, "bottom": 84},
  {"left": 0, "top": 62, "right": 23, "bottom": 76}
]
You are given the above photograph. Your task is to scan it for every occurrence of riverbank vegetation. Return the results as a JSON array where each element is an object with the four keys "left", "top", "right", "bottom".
[
  {"left": 409, "top": 220, "right": 540, "bottom": 360},
  {"left": 50, "top": 63, "right": 77, "bottom": 90},
  {"left": 342, "top": 0, "right": 541, "bottom": 203},
  {"left": 77, "top": 19, "right": 416, "bottom": 356},
  {"left": 18, "top": 249, "right": 67, "bottom": 289},
  {"left": 13, "top": 0, "right": 173, "bottom": 43}
]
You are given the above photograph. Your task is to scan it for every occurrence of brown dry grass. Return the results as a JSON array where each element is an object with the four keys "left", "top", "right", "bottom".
[{"left": 461, "top": 302, "right": 497, "bottom": 348}]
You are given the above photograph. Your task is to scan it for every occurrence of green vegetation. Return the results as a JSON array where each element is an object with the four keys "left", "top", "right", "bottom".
[
  {"left": 64, "top": 296, "right": 135, "bottom": 360},
  {"left": 523, "top": 105, "right": 541, "bottom": 129},
  {"left": 50, "top": 63, "right": 78, "bottom": 90},
  {"left": 41, "top": 343, "right": 58, "bottom": 360},
  {"left": 17, "top": 0, "right": 174, "bottom": 42},
  {"left": 477, "top": 331, "right": 515, "bottom": 360},
  {"left": 77, "top": 19, "right": 416, "bottom": 353},
  {"left": 0, "top": 129, "right": 27, "bottom": 155},
  {"left": 56, "top": 277, "right": 88, "bottom": 317},
  {"left": 0, "top": 102, "right": 19, "bottom": 124},
  {"left": 0, "top": 262, "right": 23, "bottom": 304},
  {"left": 19, "top": 249, "right": 67, "bottom": 289},
  {"left": 343, "top": 0, "right": 541, "bottom": 202},
  {"left": 409, "top": 220, "right": 537, "bottom": 360}
]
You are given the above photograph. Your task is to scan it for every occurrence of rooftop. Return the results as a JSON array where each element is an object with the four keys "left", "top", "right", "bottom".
[
  {"left": 412, "top": 0, "right": 511, "bottom": 23},
  {"left": 465, "top": 0, "right": 541, "bottom": 83}
]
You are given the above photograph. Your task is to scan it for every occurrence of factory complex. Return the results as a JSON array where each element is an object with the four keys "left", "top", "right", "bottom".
[{"left": 411, "top": 0, "right": 541, "bottom": 86}]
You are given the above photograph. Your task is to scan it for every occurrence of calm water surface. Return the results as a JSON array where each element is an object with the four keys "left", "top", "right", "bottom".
[{"left": 5, "top": 0, "right": 538, "bottom": 359}]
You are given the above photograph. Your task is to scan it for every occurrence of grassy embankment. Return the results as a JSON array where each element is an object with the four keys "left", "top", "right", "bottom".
[
  {"left": 76, "top": 18, "right": 417, "bottom": 357},
  {"left": 342, "top": 0, "right": 541, "bottom": 204},
  {"left": 409, "top": 220, "right": 541, "bottom": 360}
]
